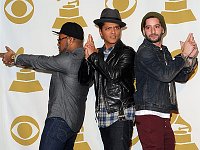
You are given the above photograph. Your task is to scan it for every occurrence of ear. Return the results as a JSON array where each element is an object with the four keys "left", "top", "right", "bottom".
[
  {"left": 68, "top": 37, "right": 74, "bottom": 45},
  {"left": 99, "top": 31, "right": 102, "bottom": 37},
  {"left": 99, "top": 28, "right": 103, "bottom": 38}
]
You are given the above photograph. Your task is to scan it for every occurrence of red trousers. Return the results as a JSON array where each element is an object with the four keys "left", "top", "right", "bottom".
[{"left": 135, "top": 115, "right": 175, "bottom": 150}]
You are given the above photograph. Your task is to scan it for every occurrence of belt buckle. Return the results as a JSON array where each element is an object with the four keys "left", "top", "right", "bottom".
[{"left": 118, "top": 114, "right": 126, "bottom": 121}]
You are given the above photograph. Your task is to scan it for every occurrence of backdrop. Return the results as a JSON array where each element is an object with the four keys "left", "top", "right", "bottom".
[{"left": 0, "top": 0, "right": 199, "bottom": 149}]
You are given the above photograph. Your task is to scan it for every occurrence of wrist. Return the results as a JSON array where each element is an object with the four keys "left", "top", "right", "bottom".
[
  {"left": 11, "top": 53, "right": 17, "bottom": 62},
  {"left": 181, "top": 53, "right": 188, "bottom": 61}
]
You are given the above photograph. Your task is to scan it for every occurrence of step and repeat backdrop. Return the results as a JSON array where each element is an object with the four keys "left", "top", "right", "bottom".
[{"left": 0, "top": 0, "right": 200, "bottom": 149}]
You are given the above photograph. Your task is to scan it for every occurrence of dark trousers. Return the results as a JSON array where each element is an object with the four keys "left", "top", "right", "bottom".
[
  {"left": 39, "top": 117, "right": 77, "bottom": 150},
  {"left": 99, "top": 120, "right": 134, "bottom": 150},
  {"left": 135, "top": 115, "right": 175, "bottom": 150}
]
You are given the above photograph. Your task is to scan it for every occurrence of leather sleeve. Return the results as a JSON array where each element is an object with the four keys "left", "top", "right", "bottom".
[{"left": 78, "top": 58, "right": 94, "bottom": 86}]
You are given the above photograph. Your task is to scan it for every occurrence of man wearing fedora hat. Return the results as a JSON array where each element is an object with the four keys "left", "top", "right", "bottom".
[
  {"left": 1, "top": 22, "right": 89, "bottom": 150},
  {"left": 134, "top": 12, "right": 198, "bottom": 150},
  {"left": 83, "top": 8, "right": 135, "bottom": 150}
]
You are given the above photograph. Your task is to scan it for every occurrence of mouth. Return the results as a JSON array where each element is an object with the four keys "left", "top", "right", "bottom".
[
  {"left": 150, "top": 34, "right": 158, "bottom": 38},
  {"left": 149, "top": 34, "right": 159, "bottom": 40},
  {"left": 110, "top": 35, "right": 117, "bottom": 38}
]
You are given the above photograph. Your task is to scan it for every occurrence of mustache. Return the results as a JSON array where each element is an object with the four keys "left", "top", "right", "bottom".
[{"left": 149, "top": 34, "right": 159, "bottom": 36}]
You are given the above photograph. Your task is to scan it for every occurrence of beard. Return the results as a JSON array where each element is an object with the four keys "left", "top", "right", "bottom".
[
  {"left": 145, "top": 33, "right": 163, "bottom": 43},
  {"left": 59, "top": 41, "right": 69, "bottom": 53}
]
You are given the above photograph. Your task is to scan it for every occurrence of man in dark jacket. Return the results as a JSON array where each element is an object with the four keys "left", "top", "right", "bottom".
[
  {"left": 134, "top": 12, "right": 198, "bottom": 150},
  {"left": 83, "top": 8, "right": 135, "bottom": 150},
  {"left": 1, "top": 22, "right": 89, "bottom": 150}
]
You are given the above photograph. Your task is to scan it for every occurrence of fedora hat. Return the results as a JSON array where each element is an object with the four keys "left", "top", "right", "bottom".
[{"left": 94, "top": 8, "right": 126, "bottom": 27}]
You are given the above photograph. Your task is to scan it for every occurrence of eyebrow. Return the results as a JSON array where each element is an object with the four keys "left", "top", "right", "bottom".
[{"left": 145, "top": 24, "right": 161, "bottom": 27}]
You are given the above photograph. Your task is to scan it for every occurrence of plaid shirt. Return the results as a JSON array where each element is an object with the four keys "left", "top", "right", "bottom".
[
  {"left": 96, "top": 46, "right": 135, "bottom": 128},
  {"left": 96, "top": 100, "right": 135, "bottom": 128}
]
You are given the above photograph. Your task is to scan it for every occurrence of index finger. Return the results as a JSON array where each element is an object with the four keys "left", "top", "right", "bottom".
[
  {"left": 185, "top": 33, "right": 193, "bottom": 42},
  {"left": 88, "top": 34, "right": 94, "bottom": 44}
]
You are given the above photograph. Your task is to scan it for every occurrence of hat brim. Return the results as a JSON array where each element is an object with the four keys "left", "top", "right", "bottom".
[{"left": 94, "top": 19, "right": 126, "bottom": 27}]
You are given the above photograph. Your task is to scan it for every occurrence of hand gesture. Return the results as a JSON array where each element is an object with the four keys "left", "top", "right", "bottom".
[
  {"left": 188, "top": 38, "right": 198, "bottom": 58},
  {"left": 180, "top": 33, "right": 198, "bottom": 58},
  {"left": 84, "top": 34, "right": 98, "bottom": 59},
  {"left": 2, "top": 46, "right": 16, "bottom": 66}
]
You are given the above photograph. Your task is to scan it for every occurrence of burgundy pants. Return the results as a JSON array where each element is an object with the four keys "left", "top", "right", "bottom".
[{"left": 135, "top": 115, "right": 175, "bottom": 150}]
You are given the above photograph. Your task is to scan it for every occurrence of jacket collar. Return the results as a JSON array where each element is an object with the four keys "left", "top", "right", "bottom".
[
  {"left": 99, "top": 39, "right": 125, "bottom": 62},
  {"left": 143, "top": 39, "right": 167, "bottom": 51}
]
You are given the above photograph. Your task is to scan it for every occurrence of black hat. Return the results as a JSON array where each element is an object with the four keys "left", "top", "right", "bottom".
[
  {"left": 94, "top": 8, "right": 126, "bottom": 27},
  {"left": 53, "top": 22, "right": 84, "bottom": 40},
  {"left": 141, "top": 12, "right": 166, "bottom": 33}
]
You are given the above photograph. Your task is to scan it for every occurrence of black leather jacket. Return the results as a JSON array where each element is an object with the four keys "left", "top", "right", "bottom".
[
  {"left": 79, "top": 40, "right": 135, "bottom": 113},
  {"left": 134, "top": 39, "right": 197, "bottom": 113}
]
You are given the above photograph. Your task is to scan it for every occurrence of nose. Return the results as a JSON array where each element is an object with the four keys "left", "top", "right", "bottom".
[
  {"left": 111, "top": 27, "right": 116, "bottom": 34},
  {"left": 151, "top": 27, "right": 156, "bottom": 34}
]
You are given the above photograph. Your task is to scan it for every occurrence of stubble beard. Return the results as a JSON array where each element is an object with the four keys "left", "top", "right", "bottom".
[{"left": 145, "top": 33, "right": 163, "bottom": 43}]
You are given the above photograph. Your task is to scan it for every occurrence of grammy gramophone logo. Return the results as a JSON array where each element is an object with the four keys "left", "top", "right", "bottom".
[
  {"left": 105, "top": 0, "right": 137, "bottom": 19},
  {"left": 53, "top": 0, "right": 87, "bottom": 29},
  {"left": 74, "top": 127, "right": 91, "bottom": 150},
  {"left": 8, "top": 47, "right": 43, "bottom": 93},
  {"left": 161, "top": 0, "right": 196, "bottom": 24},
  {"left": 4, "top": 0, "right": 34, "bottom": 24},
  {"left": 171, "top": 113, "right": 198, "bottom": 150}
]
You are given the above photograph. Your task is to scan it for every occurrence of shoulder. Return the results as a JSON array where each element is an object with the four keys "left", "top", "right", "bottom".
[
  {"left": 117, "top": 40, "right": 135, "bottom": 55},
  {"left": 123, "top": 46, "right": 136, "bottom": 58},
  {"left": 136, "top": 44, "right": 156, "bottom": 60},
  {"left": 64, "top": 48, "right": 84, "bottom": 59}
]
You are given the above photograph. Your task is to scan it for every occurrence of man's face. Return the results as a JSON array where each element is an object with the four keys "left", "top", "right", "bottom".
[
  {"left": 143, "top": 18, "right": 164, "bottom": 44},
  {"left": 57, "top": 34, "right": 69, "bottom": 53},
  {"left": 100, "top": 22, "right": 122, "bottom": 48}
]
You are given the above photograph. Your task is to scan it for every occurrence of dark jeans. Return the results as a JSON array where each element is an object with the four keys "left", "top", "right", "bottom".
[
  {"left": 135, "top": 115, "right": 175, "bottom": 150},
  {"left": 39, "top": 117, "right": 77, "bottom": 150},
  {"left": 99, "top": 120, "right": 134, "bottom": 150}
]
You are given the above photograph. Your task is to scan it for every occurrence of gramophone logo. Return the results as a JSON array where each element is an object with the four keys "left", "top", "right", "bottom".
[
  {"left": 161, "top": 0, "right": 196, "bottom": 24},
  {"left": 10, "top": 116, "right": 40, "bottom": 146},
  {"left": 74, "top": 127, "right": 91, "bottom": 150},
  {"left": 9, "top": 47, "right": 43, "bottom": 93},
  {"left": 53, "top": 0, "right": 87, "bottom": 29},
  {"left": 171, "top": 113, "right": 198, "bottom": 149},
  {"left": 4, "top": 0, "right": 34, "bottom": 24},
  {"left": 105, "top": 0, "right": 137, "bottom": 19}
]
